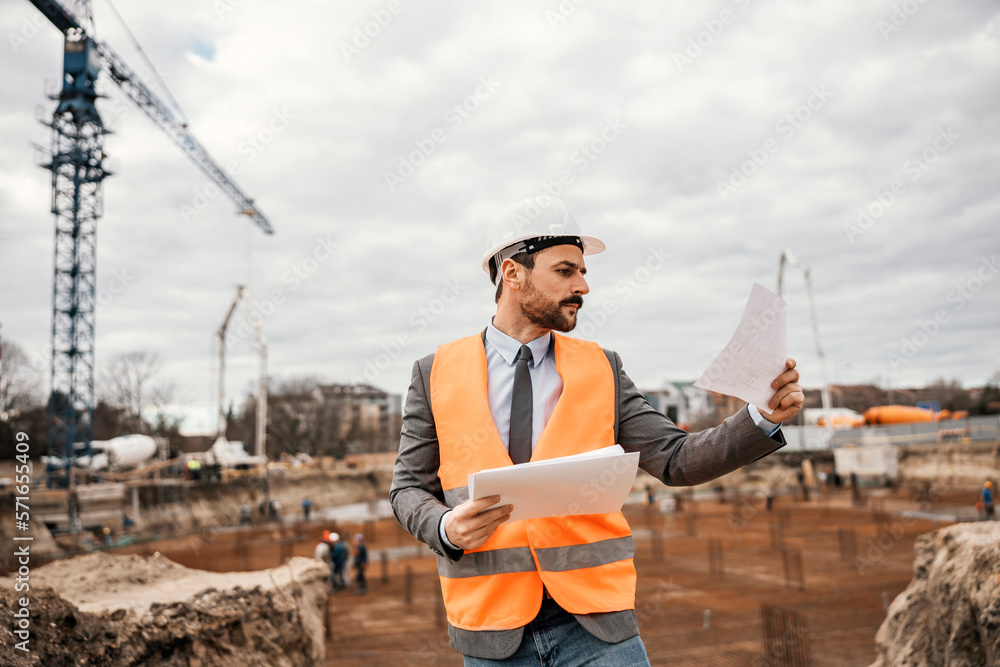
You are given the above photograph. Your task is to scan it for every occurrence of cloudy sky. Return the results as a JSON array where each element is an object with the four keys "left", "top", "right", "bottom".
[{"left": 1, "top": 0, "right": 998, "bottom": 435}]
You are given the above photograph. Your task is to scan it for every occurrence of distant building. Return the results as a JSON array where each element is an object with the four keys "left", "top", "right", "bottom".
[
  {"left": 642, "top": 382, "right": 713, "bottom": 429},
  {"left": 313, "top": 383, "right": 402, "bottom": 454}
]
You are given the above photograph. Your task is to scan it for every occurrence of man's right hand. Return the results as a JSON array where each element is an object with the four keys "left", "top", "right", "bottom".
[{"left": 445, "top": 496, "right": 512, "bottom": 551}]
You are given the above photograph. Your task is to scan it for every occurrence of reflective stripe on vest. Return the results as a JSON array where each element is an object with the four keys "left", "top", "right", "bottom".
[{"left": 431, "top": 332, "right": 636, "bottom": 631}]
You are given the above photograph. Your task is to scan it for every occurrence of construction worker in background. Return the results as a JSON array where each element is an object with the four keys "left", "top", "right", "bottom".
[
  {"left": 268, "top": 498, "right": 282, "bottom": 523},
  {"left": 390, "top": 197, "right": 804, "bottom": 664},
  {"left": 352, "top": 533, "right": 368, "bottom": 595},
  {"left": 330, "top": 532, "right": 349, "bottom": 592},
  {"left": 185, "top": 458, "right": 202, "bottom": 481},
  {"left": 315, "top": 530, "right": 333, "bottom": 585},
  {"left": 981, "top": 481, "right": 995, "bottom": 520}
]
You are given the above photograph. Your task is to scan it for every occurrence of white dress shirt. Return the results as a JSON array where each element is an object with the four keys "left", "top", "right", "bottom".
[{"left": 484, "top": 321, "right": 561, "bottom": 455}]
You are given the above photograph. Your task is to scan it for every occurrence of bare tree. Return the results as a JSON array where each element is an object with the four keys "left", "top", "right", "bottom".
[
  {"left": 98, "top": 351, "right": 164, "bottom": 433},
  {"left": 148, "top": 380, "right": 184, "bottom": 434},
  {"left": 0, "top": 338, "right": 43, "bottom": 418},
  {"left": 265, "top": 376, "right": 324, "bottom": 457},
  {"left": 0, "top": 337, "right": 46, "bottom": 459},
  {"left": 975, "top": 372, "right": 1000, "bottom": 415},
  {"left": 920, "top": 378, "right": 971, "bottom": 412}
]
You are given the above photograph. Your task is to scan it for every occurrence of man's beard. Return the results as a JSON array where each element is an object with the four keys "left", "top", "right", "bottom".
[{"left": 520, "top": 275, "right": 584, "bottom": 332}]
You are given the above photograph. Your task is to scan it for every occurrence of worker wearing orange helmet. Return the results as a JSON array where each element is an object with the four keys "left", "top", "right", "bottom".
[
  {"left": 315, "top": 531, "right": 332, "bottom": 563},
  {"left": 982, "top": 481, "right": 995, "bottom": 520},
  {"left": 390, "top": 197, "right": 804, "bottom": 664}
]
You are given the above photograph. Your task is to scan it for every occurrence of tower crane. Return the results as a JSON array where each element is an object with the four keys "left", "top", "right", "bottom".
[
  {"left": 777, "top": 249, "right": 832, "bottom": 417},
  {"left": 27, "top": 0, "right": 275, "bottom": 485}
]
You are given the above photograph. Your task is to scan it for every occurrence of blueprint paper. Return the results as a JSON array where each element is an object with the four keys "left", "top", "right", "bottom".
[
  {"left": 693, "top": 283, "right": 787, "bottom": 410},
  {"left": 469, "top": 445, "right": 640, "bottom": 522}
]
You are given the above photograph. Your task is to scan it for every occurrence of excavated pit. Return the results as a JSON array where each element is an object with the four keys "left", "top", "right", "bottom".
[
  {"left": 2, "top": 452, "right": 996, "bottom": 665},
  {"left": 0, "top": 552, "right": 329, "bottom": 666}
]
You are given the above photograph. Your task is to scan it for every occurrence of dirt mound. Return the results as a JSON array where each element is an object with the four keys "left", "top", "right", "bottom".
[
  {"left": 134, "top": 469, "right": 384, "bottom": 536},
  {"left": 897, "top": 443, "right": 1000, "bottom": 487},
  {"left": 0, "top": 553, "right": 329, "bottom": 666},
  {"left": 871, "top": 521, "right": 1000, "bottom": 667},
  {"left": 0, "top": 494, "right": 59, "bottom": 558}
]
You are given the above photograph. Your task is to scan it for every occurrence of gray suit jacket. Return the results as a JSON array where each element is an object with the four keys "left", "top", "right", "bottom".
[{"left": 389, "top": 341, "right": 785, "bottom": 659}]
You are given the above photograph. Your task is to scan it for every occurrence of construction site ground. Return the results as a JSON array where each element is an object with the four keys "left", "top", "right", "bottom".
[{"left": 99, "top": 484, "right": 966, "bottom": 666}]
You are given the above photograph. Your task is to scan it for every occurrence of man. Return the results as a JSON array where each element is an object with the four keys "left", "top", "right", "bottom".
[
  {"left": 982, "top": 481, "right": 994, "bottom": 520},
  {"left": 390, "top": 197, "right": 804, "bottom": 665},
  {"left": 330, "top": 532, "right": 349, "bottom": 592},
  {"left": 315, "top": 530, "right": 333, "bottom": 585},
  {"left": 352, "top": 533, "right": 369, "bottom": 595}
]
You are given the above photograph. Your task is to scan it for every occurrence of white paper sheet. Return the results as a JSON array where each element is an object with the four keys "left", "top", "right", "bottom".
[
  {"left": 468, "top": 445, "right": 640, "bottom": 522},
  {"left": 693, "top": 282, "right": 787, "bottom": 409}
]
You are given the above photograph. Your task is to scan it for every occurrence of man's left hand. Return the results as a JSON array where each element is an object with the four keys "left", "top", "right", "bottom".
[{"left": 757, "top": 358, "right": 804, "bottom": 424}]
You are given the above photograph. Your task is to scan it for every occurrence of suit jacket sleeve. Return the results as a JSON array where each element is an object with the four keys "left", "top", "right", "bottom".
[
  {"left": 610, "top": 350, "right": 786, "bottom": 485},
  {"left": 389, "top": 353, "right": 463, "bottom": 560}
]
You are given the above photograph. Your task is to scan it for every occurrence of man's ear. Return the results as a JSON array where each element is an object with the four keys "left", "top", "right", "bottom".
[{"left": 501, "top": 258, "right": 523, "bottom": 291}]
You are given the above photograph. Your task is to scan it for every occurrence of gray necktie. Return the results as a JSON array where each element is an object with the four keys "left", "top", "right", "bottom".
[{"left": 508, "top": 344, "right": 533, "bottom": 465}]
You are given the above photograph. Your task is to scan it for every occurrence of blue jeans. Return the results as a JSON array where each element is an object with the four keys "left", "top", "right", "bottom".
[{"left": 463, "top": 598, "right": 651, "bottom": 666}]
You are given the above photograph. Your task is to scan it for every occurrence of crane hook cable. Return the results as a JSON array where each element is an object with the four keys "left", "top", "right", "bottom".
[{"left": 100, "top": 0, "right": 189, "bottom": 124}]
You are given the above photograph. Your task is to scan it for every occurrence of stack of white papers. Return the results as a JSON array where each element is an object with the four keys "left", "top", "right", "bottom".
[
  {"left": 469, "top": 445, "right": 640, "bottom": 522},
  {"left": 693, "top": 282, "right": 788, "bottom": 409}
]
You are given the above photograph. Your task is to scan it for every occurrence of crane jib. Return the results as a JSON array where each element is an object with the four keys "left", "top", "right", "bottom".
[
  {"left": 29, "top": 0, "right": 274, "bottom": 236},
  {"left": 29, "top": 0, "right": 83, "bottom": 34}
]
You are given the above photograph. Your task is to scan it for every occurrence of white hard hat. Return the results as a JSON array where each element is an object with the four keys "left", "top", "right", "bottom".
[{"left": 481, "top": 196, "right": 605, "bottom": 281}]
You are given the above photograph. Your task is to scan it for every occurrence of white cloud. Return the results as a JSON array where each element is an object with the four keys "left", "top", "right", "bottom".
[{"left": 1, "top": 0, "right": 998, "bottom": 436}]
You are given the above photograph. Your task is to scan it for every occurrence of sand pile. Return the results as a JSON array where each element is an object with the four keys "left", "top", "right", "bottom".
[
  {"left": 871, "top": 521, "right": 1000, "bottom": 667},
  {"left": 0, "top": 552, "right": 329, "bottom": 666}
]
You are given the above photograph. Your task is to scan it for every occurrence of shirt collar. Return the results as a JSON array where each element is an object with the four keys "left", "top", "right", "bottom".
[{"left": 486, "top": 321, "right": 552, "bottom": 368}]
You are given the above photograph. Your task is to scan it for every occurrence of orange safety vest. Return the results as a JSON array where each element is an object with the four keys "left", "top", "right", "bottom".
[{"left": 431, "top": 332, "right": 636, "bottom": 632}]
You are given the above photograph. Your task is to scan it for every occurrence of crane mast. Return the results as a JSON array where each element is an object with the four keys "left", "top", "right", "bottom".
[
  {"left": 40, "top": 23, "right": 106, "bottom": 486},
  {"left": 28, "top": 0, "right": 274, "bottom": 485},
  {"left": 777, "top": 249, "right": 832, "bottom": 416}
]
